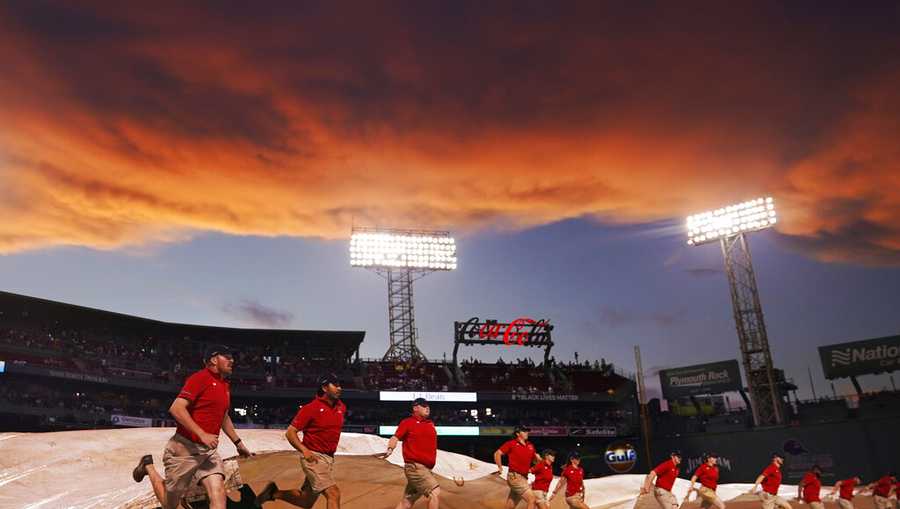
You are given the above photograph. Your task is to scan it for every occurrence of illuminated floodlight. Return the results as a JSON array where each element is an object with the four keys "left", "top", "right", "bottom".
[
  {"left": 686, "top": 197, "right": 777, "bottom": 246},
  {"left": 350, "top": 229, "right": 458, "bottom": 270}
]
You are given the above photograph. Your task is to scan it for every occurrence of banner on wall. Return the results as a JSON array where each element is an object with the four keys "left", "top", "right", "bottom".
[
  {"left": 818, "top": 335, "right": 900, "bottom": 379},
  {"left": 110, "top": 414, "right": 153, "bottom": 427},
  {"left": 659, "top": 360, "right": 742, "bottom": 399}
]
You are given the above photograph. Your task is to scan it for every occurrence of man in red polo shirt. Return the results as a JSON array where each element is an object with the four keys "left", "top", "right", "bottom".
[
  {"left": 868, "top": 473, "right": 896, "bottom": 509},
  {"left": 641, "top": 451, "right": 683, "bottom": 509},
  {"left": 257, "top": 374, "right": 345, "bottom": 509},
  {"left": 551, "top": 451, "right": 590, "bottom": 509},
  {"left": 530, "top": 449, "right": 556, "bottom": 509},
  {"left": 798, "top": 465, "right": 824, "bottom": 509},
  {"left": 380, "top": 397, "right": 440, "bottom": 509},
  {"left": 686, "top": 452, "right": 724, "bottom": 509},
  {"left": 830, "top": 476, "right": 861, "bottom": 509},
  {"left": 132, "top": 345, "right": 253, "bottom": 509},
  {"left": 749, "top": 453, "right": 791, "bottom": 509},
  {"left": 494, "top": 425, "right": 542, "bottom": 509}
]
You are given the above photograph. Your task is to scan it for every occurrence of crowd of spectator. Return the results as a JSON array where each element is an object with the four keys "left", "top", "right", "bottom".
[
  {"left": 0, "top": 378, "right": 633, "bottom": 433},
  {"left": 1, "top": 322, "right": 629, "bottom": 394}
]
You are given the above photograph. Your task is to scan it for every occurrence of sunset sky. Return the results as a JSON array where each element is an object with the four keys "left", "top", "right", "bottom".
[{"left": 1, "top": 2, "right": 898, "bottom": 399}]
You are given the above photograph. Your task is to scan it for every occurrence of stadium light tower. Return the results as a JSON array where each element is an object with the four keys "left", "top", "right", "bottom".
[
  {"left": 350, "top": 227, "right": 457, "bottom": 362},
  {"left": 686, "top": 197, "right": 783, "bottom": 427}
]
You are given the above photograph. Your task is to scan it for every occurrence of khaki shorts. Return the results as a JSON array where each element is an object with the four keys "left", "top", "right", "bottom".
[
  {"left": 699, "top": 487, "right": 721, "bottom": 508},
  {"left": 161, "top": 433, "right": 225, "bottom": 509},
  {"left": 808, "top": 502, "right": 825, "bottom": 509},
  {"left": 300, "top": 451, "right": 336, "bottom": 494},
  {"left": 655, "top": 487, "right": 678, "bottom": 509},
  {"left": 403, "top": 462, "right": 439, "bottom": 502},
  {"left": 874, "top": 496, "right": 891, "bottom": 509},
  {"left": 507, "top": 472, "right": 533, "bottom": 503},
  {"left": 838, "top": 499, "right": 854, "bottom": 509},
  {"left": 532, "top": 490, "right": 549, "bottom": 505},
  {"left": 566, "top": 492, "right": 586, "bottom": 507},
  {"left": 759, "top": 491, "right": 792, "bottom": 509}
]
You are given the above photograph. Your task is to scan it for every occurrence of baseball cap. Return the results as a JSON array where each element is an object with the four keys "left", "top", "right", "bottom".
[
  {"left": 705, "top": 452, "right": 719, "bottom": 459},
  {"left": 203, "top": 344, "right": 233, "bottom": 362},
  {"left": 318, "top": 373, "right": 341, "bottom": 387},
  {"left": 568, "top": 451, "right": 581, "bottom": 460},
  {"left": 670, "top": 450, "right": 682, "bottom": 458},
  {"left": 514, "top": 425, "right": 531, "bottom": 434},
  {"left": 412, "top": 397, "right": 429, "bottom": 408}
]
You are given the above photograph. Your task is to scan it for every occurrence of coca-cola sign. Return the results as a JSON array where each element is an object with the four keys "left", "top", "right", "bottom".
[{"left": 454, "top": 317, "right": 553, "bottom": 347}]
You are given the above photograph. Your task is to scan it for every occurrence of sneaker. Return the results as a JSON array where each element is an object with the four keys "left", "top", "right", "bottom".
[
  {"left": 132, "top": 454, "right": 153, "bottom": 483},
  {"left": 255, "top": 481, "right": 277, "bottom": 507}
]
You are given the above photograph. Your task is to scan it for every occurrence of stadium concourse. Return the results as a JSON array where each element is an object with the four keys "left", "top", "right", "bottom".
[{"left": 0, "top": 428, "right": 876, "bottom": 509}]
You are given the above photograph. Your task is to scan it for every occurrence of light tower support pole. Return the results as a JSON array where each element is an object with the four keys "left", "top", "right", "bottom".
[
  {"left": 720, "top": 233, "right": 783, "bottom": 426},
  {"left": 376, "top": 267, "right": 428, "bottom": 362}
]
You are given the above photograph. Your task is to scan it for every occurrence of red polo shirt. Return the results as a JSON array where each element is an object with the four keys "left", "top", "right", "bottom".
[
  {"left": 839, "top": 479, "right": 858, "bottom": 500},
  {"left": 801, "top": 472, "right": 822, "bottom": 502},
  {"left": 653, "top": 459, "right": 680, "bottom": 491},
  {"left": 694, "top": 463, "right": 719, "bottom": 490},
  {"left": 561, "top": 464, "right": 584, "bottom": 497},
  {"left": 499, "top": 439, "right": 536, "bottom": 475},
  {"left": 395, "top": 415, "right": 437, "bottom": 469},
  {"left": 290, "top": 395, "right": 346, "bottom": 455},
  {"left": 761, "top": 464, "right": 782, "bottom": 495},
  {"left": 873, "top": 476, "right": 893, "bottom": 497},
  {"left": 530, "top": 461, "right": 554, "bottom": 492},
  {"left": 175, "top": 368, "right": 230, "bottom": 444}
]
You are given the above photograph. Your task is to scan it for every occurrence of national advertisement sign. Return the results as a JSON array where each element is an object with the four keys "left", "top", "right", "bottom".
[
  {"left": 818, "top": 335, "right": 900, "bottom": 379},
  {"left": 659, "top": 360, "right": 742, "bottom": 399}
]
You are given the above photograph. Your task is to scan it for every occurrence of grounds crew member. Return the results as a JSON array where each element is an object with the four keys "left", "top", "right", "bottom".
[{"left": 132, "top": 345, "right": 253, "bottom": 509}]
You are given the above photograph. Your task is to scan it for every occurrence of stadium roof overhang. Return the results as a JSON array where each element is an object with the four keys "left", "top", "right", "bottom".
[{"left": 0, "top": 291, "right": 364, "bottom": 359}]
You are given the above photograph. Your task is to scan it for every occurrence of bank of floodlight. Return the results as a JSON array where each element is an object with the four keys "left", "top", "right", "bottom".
[
  {"left": 687, "top": 197, "right": 776, "bottom": 246},
  {"left": 350, "top": 231, "right": 457, "bottom": 270}
]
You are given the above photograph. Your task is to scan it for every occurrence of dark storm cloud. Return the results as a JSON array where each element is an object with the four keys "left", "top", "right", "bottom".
[
  {"left": 0, "top": 1, "right": 898, "bottom": 264},
  {"left": 222, "top": 299, "right": 294, "bottom": 328}
]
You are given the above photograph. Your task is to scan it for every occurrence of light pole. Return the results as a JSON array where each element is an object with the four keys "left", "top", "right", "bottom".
[{"left": 686, "top": 197, "right": 783, "bottom": 426}]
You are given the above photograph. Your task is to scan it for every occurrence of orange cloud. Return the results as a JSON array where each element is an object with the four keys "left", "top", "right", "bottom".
[{"left": 0, "top": 3, "right": 898, "bottom": 265}]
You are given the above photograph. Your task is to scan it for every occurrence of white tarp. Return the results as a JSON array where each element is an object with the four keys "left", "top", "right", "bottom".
[{"left": 0, "top": 429, "right": 803, "bottom": 509}]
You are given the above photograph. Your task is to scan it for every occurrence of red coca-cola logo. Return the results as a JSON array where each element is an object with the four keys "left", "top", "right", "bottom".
[{"left": 460, "top": 317, "right": 551, "bottom": 346}]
